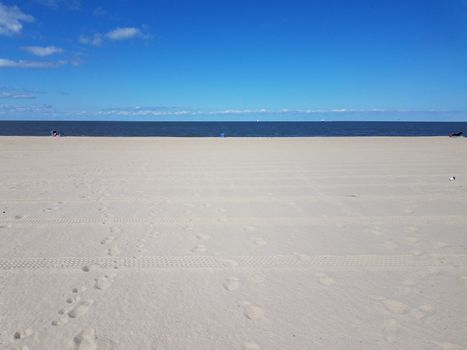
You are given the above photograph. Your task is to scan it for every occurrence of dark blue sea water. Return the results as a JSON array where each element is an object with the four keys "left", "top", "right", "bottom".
[{"left": 0, "top": 121, "right": 466, "bottom": 137}]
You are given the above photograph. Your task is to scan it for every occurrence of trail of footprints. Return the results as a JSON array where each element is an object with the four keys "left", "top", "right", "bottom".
[
  {"left": 9, "top": 208, "right": 464, "bottom": 349},
  {"left": 374, "top": 229, "right": 465, "bottom": 349},
  {"left": 11, "top": 328, "right": 33, "bottom": 350},
  {"left": 217, "top": 228, "right": 262, "bottom": 349},
  {"left": 375, "top": 296, "right": 447, "bottom": 346},
  {"left": 48, "top": 219, "right": 121, "bottom": 348},
  {"left": 218, "top": 226, "right": 339, "bottom": 349}
]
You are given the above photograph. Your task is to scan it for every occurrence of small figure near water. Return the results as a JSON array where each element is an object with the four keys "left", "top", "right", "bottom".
[
  {"left": 449, "top": 131, "right": 463, "bottom": 137},
  {"left": 51, "top": 129, "right": 60, "bottom": 137}
]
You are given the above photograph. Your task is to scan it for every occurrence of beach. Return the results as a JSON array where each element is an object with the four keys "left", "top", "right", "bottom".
[{"left": 1, "top": 136, "right": 466, "bottom": 349}]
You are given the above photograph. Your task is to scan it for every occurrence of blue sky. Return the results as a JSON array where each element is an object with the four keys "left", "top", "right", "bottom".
[{"left": 1, "top": 0, "right": 466, "bottom": 121}]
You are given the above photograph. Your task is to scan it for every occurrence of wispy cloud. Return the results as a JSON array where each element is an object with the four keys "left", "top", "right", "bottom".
[
  {"left": 0, "top": 104, "right": 55, "bottom": 115},
  {"left": 93, "top": 7, "right": 106, "bottom": 17},
  {"left": 80, "top": 27, "right": 146, "bottom": 46},
  {"left": 90, "top": 107, "right": 465, "bottom": 118},
  {"left": 35, "top": 0, "right": 80, "bottom": 10},
  {"left": 0, "top": 3, "right": 34, "bottom": 36},
  {"left": 0, "top": 87, "right": 37, "bottom": 99},
  {"left": 0, "top": 58, "right": 66, "bottom": 68},
  {"left": 21, "top": 46, "right": 64, "bottom": 57},
  {"left": 1, "top": 105, "right": 465, "bottom": 121},
  {"left": 106, "top": 27, "right": 142, "bottom": 41},
  {"left": 79, "top": 33, "right": 103, "bottom": 46}
]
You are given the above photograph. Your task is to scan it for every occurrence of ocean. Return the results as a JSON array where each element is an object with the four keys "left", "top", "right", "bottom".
[{"left": 0, "top": 121, "right": 466, "bottom": 137}]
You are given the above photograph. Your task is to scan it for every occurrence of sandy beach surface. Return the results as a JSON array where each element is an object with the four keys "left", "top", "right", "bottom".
[{"left": 1, "top": 136, "right": 466, "bottom": 350}]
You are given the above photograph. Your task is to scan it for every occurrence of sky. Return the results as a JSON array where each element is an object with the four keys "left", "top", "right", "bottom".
[{"left": 0, "top": 0, "right": 466, "bottom": 121}]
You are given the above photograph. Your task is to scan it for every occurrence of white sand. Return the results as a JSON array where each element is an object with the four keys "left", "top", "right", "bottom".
[{"left": 0, "top": 136, "right": 466, "bottom": 349}]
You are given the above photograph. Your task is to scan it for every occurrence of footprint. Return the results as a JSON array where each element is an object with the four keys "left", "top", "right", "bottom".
[
  {"left": 95, "top": 276, "right": 112, "bottom": 290},
  {"left": 66, "top": 296, "right": 79, "bottom": 304},
  {"left": 107, "top": 247, "right": 121, "bottom": 256},
  {"left": 223, "top": 277, "right": 240, "bottom": 291},
  {"left": 196, "top": 234, "right": 210, "bottom": 241},
  {"left": 243, "top": 343, "right": 260, "bottom": 350},
  {"left": 410, "top": 304, "right": 434, "bottom": 320},
  {"left": 13, "top": 329, "right": 33, "bottom": 340},
  {"left": 419, "top": 304, "right": 434, "bottom": 313},
  {"left": 109, "top": 227, "right": 122, "bottom": 236},
  {"left": 82, "top": 264, "right": 99, "bottom": 272},
  {"left": 241, "top": 302, "right": 264, "bottom": 320},
  {"left": 73, "top": 328, "right": 97, "bottom": 350},
  {"left": 100, "top": 236, "right": 114, "bottom": 245},
  {"left": 182, "top": 224, "right": 194, "bottom": 231},
  {"left": 42, "top": 207, "right": 56, "bottom": 212},
  {"left": 380, "top": 299, "right": 410, "bottom": 315},
  {"left": 51, "top": 316, "right": 69, "bottom": 327},
  {"left": 191, "top": 245, "right": 206, "bottom": 253},
  {"left": 13, "top": 346, "right": 30, "bottom": 350},
  {"left": 316, "top": 273, "right": 335, "bottom": 286},
  {"left": 294, "top": 253, "right": 311, "bottom": 262},
  {"left": 253, "top": 238, "right": 267, "bottom": 247},
  {"left": 382, "top": 319, "right": 401, "bottom": 343},
  {"left": 68, "top": 300, "right": 94, "bottom": 318},
  {"left": 409, "top": 309, "right": 425, "bottom": 320}
]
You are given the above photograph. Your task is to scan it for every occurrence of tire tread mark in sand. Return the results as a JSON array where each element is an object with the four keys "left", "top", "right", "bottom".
[
  {"left": 2, "top": 215, "right": 467, "bottom": 225},
  {"left": 1, "top": 254, "right": 466, "bottom": 270}
]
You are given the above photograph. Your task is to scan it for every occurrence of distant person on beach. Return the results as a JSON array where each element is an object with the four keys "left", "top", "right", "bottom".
[{"left": 51, "top": 129, "right": 59, "bottom": 137}]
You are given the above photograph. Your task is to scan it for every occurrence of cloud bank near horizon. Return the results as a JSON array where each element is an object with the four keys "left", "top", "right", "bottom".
[
  {"left": 0, "top": 87, "right": 37, "bottom": 99},
  {"left": 0, "top": 105, "right": 465, "bottom": 121}
]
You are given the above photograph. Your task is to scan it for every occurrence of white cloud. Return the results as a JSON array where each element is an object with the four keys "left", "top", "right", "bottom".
[
  {"left": 0, "top": 105, "right": 464, "bottom": 120},
  {"left": 80, "top": 27, "right": 145, "bottom": 46},
  {"left": 79, "top": 33, "right": 103, "bottom": 46},
  {"left": 0, "top": 58, "right": 66, "bottom": 68},
  {"left": 88, "top": 107, "right": 464, "bottom": 118},
  {"left": 106, "top": 27, "right": 142, "bottom": 41},
  {"left": 0, "top": 3, "right": 34, "bottom": 36},
  {"left": 21, "top": 46, "right": 64, "bottom": 57},
  {"left": 35, "top": 0, "right": 80, "bottom": 10},
  {"left": 0, "top": 104, "right": 55, "bottom": 115},
  {"left": 0, "top": 87, "right": 36, "bottom": 99}
]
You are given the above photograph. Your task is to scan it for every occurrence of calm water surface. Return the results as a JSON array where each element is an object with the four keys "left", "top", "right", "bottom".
[{"left": 0, "top": 121, "right": 466, "bottom": 137}]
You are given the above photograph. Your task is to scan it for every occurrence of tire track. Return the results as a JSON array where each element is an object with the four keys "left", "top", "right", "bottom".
[
  {"left": 2, "top": 215, "right": 467, "bottom": 225},
  {"left": 1, "top": 254, "right": 466, "bottom": 270}
]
